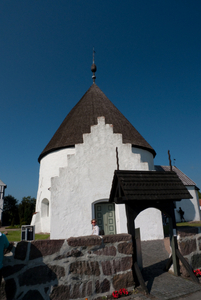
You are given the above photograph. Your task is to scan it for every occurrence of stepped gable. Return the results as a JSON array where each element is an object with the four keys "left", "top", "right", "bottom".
[{"left": 38, "top": 83, "right": 156, "bottom": 162}]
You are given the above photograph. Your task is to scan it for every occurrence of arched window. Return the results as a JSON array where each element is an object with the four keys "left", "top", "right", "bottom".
[{"left": 41, "top": 198, "right": 49, "bottom": 218}]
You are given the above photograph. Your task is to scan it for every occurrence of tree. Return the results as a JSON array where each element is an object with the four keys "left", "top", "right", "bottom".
[
  {"left": 18, "top": 196, "right": 36, "bottom": 225},
  {"left": 2, "top": 195, "right": 19, "bottom": 226},
  {"left": 198, "top": 190, "right": 201, "bottom": 199}
]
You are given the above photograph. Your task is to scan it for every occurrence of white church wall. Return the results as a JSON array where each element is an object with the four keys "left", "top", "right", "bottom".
[
  {"left": 132, "top": 147, "right": 154, "bottom": 171},
  {"left": 135, "top": 208, "right": 164, "bottom": 240},
  {"left": 0, "top": 199, "right": 3, "bottom": 221},
  {"left": 175, "top": 186, "right": 201, "bottom": 222},
  {"left": 115, "top": 204, "right": 128, "bottom": 234},
  {"left": 31, "top": 212, "right": 41, "bottom": 233},
  {"left": 50, "top": 117, "right": 163, "bottom": 240},
  {"left": 31, "top": 147, "right": 75, "bottom": 232}
]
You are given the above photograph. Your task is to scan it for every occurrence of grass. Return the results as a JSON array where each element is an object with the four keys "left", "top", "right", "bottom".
[
  {"left": 2, "top": 230, "right": 50, "bottom": 242},
  {"left": 5, "top": 225, "right": 21, "bottom": 229},
  {"left": 176, "top": 221, "right": 201, "bottom": 227},
  {"left": 4, "top": 221, "right": 201, "bottom": 242}
]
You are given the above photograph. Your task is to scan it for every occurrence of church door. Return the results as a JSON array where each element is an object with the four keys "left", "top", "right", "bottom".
[{"left": 95, "top": 202, "right": 116, "bottom": 235}]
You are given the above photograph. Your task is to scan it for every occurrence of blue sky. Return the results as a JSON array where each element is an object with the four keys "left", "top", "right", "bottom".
[{"left": 1, "top": 1, "right": 201, "bottom": 201}]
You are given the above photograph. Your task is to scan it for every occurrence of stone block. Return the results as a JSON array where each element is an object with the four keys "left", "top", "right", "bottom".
[
  {"left": 2, "top": 264, "right": 25, "bottom": 278},
  {"left": 49, "top": 265, "right": 65, "bottom": 279},
  {"left": 94, "top": 279, "right": 110, "bottom": 294},
  {"left": 87, "top": 280, "right": 92, "bottom": 295},
  {"left": 54, "top": 249, "right": 83, "bottom": 260},
  {"left": 191, "top": 253, "right": 201, "bottom": 269},
  {"left": 69, "top": 261, "right": 100, "bottom": 276},
  {"left": 30, "top": 240, "right": 64, "bottom": 259},
  {"left": 115, "top": 256, "right": 132, "bottom": 272},
  {"left": 179, "top": 239, "right": 197, "bottom": 256},
  {"left": 71, "top": 283, "right": 80, "bottom": 299},
  {"left": 94, "top": 245, "right": 116, "bottom": 256},
  {"left": 101, "top": 261, "right": 112, "bottom": 275},
  {"left": 81, "top": 281, "right": 87, "bottom": 297},
  {"left": 67, "top": 235, "right": 102, "bottom": 247},
  {"left": 198, "top": 236, "right": 201, "bottom": 251},
  {"left": 70, "top": 280, "right": 93, "bottom": 299},
  {"left": 19, "top": 265, "right": 60, "bottom": 285},
  {"left": 177, "top": 227, "right": 199, "bottom": 238},
  {"left": 22, "top": 290, "right": 44, "bottom": 300},
  {"left": 118, "top": 242, "right": 133, "bottom": 255},
  {"left": 100, "top": 278, "right": 110, "bottom": 293},
  {"left": 95, "top": 280, "right": 100, "bottom": 293},
  {"left": 103, "top": 234, "right": 131, "bottom": 243},
  {"left": 113, "top": 271, "right": 134, "bottom": 290},
  {"left": 102, "top": 257, "right": 132, "bottom": 275},
  {"left": 14, "top": 241, "right": 28, "bottom": 260},
  {"left": 50, "top": 285, "right": 71, "bottom": 300}
]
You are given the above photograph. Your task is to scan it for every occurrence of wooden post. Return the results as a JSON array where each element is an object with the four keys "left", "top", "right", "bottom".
[
  {"left": 176, "top": 249, "right": 199, "bottom": 283},
  {"left": 125, "top": 204, "right": 149, "bottom": 294},
  {"left": 169, "top": 203, "right": 180, "bottom": 276},
  {"left": 125, "top": 204, "right": 137, "bottom": 261}
]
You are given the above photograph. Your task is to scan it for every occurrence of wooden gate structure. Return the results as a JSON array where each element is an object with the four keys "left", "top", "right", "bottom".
[{"left": 109, "top": 170, "right": 199, "bottom": 293}]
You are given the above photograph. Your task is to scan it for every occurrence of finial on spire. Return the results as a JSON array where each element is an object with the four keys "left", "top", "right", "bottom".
[
  {"left": 168, "top": 150, "right": 172, "bottom": 171},
  {"left": 91, "top": 47, "right": 97, "bottom": 83}
]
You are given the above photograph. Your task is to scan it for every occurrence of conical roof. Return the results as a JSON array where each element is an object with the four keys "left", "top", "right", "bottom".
[{"left": 38, "top": 83, "right": 156, "bottom": 162}]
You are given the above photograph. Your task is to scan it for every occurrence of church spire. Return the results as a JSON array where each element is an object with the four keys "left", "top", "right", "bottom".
[{"left": 91, "top": 47, "right": 97, "bottom": 83}]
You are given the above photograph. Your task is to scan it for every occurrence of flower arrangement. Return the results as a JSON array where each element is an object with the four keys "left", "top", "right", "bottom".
[
  {"left": 112, "top": 288, "right": 129, "bottom": 298},
  {"left": 193, "top": 269, "right": 201, "bottom": 277},
  {"left": 112, "top": 291, "right": 119, "bottom": 299}
]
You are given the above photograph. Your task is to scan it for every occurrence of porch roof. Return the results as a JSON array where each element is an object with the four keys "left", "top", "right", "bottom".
[{"left": 109, "top": 170, "right": 192, "bottom": 204}]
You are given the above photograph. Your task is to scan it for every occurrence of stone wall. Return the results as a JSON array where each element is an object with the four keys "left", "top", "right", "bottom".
[
  {"left": 0, "top": 234, "right": 134, "bottom": 300},
  {"left": 177, "top": 227, "right": 201, "bottom": 276}
]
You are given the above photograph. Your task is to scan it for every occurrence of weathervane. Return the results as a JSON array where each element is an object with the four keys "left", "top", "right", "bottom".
[{"left": 91, "top": 47, "right": 97, "bottom": 83}]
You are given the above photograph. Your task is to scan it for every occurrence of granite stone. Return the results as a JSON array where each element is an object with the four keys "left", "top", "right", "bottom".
[
  {"left": 30, "top": 240, "right": 64, "bottom": 259},
  {"left": 179, "top": 238, "right": 197, "bottom": 256},
  {"left": 94, "top": 245, "right": 116, "bottom": 256},
  {"left": 14, "top": 241, "right": 28, "bottom": 260},
  {"left": 118, "top": 242, "right": 133, "bottom": 255},
  {"left": 50, "top": 285, "right": 71, "bottom": 300},
  {"left": 113, "top": 271, "right": 135, "bottom": 290},
  {"left": 69, "top": 260, "right": 100, "bottom": 276}
]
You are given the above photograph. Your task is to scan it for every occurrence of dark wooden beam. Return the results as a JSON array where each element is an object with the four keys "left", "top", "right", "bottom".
[
  {"left": 168, "top": 203, "right": 180, "bottom": 276},
  {"left": 125, "top": 204, "right": 149, "bottom": 294}
]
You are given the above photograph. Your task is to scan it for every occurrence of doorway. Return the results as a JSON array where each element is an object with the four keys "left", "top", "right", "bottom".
[{"left": 95, "top": 202, "right": 116, "bottom": 235}]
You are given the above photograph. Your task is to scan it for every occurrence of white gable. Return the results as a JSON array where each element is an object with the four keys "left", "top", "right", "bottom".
[{"left": 47, "top": 117, "right": 162, "bottom": 240}]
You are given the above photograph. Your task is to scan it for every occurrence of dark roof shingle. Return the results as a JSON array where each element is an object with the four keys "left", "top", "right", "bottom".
[
  {"left": 155, "top": 166, "right": 197, "bottom": 187},
  {"left": 38, "top": 84, "right": 156, "bottom": 161},
  {"left": 109, "top": 170, "right": 192, "bottom": 203}
]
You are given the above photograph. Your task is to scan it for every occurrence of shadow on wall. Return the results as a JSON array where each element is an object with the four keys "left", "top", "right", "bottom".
[
  {"left": 175, "top": 200, "right": 196, "bottom": 223},
  {"left": 0, "top": 241, "right": 61, "bottom": 300},
  {"left": 0, "top": 235, "right": 134, "bottom": 300}
]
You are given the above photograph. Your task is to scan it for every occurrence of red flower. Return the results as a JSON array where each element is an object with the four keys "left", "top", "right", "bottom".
[
  {"left": 118, "top": 288, "right": 128, "bottom": 296},
  {"left": 193, "top": 269, "right": 201, "bottom": 277},
  {"left": 112, "top": 291, "right": 119, "bottom": 298},
  {"left": 112, "top": 288, "right": 128, "bottom": 298}
]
